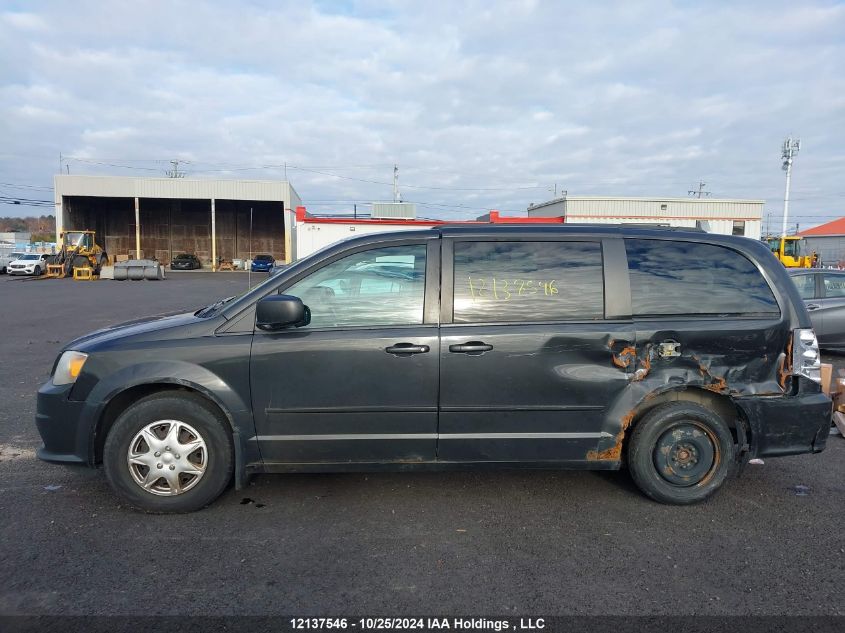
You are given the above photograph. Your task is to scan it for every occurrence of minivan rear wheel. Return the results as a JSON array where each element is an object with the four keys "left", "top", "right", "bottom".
[
  {"left": 628, "top": 402, "right": 734, "bottom": 505},
  {"left": 103, "top": 392, "right": 233, "bottom": 513}
]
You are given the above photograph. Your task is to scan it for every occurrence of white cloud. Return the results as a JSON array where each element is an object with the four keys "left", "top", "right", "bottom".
[{"left": 0, "top": 0, "right": 843, "bottom": 227}]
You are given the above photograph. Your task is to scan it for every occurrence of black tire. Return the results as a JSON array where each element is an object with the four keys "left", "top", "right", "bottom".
[
  {"left": 72, "top": 255, "right": 90, "bottom": 270},
  {"left": 98, "top": 253, "right": 108, "bottom": 271},
  {"left": 33, "top": 265, "right": 41, "bottom": 276},
  {"left": 627, "top": 402, "right": 734, "bottom": 505},
  {"left": 103, "top": 392, "right": 234, "bottom": 513}
]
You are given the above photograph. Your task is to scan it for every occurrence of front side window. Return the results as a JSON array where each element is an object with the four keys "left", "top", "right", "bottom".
[
  {"left": 284, "top": 244, "right": 427, "bottom": 328},
  {"left": 452, "top": 241, "right": 604, "bottom": 323},
  {"left": 791, "top": 274, "right": 816, "bottom": 300},
  {"left": 625, "top": 239, "right": 779, "bottom": 316}
]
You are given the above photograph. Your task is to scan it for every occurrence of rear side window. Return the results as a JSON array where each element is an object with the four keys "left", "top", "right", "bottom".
[
  {"left": 453, "top": 241, "right": 604, "bottom": 323},
  {"left": 625, "top": 239, "right": 779, "bottom": 317},
  {"left": 823, "top": 274, "right": 845, "bottom": 298}
]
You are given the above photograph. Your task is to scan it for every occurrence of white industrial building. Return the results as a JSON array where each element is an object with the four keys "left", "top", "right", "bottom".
[
  {"left": 295, "top": 205, "right": 564, "bottom": 259},
  {"left": 526, "top": 195, "right": 764, "bottom": 239}
]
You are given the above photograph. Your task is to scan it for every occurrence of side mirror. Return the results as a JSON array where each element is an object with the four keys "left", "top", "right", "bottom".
[{"left": 256, "top": 294, "right": 310, "bottom": 330}]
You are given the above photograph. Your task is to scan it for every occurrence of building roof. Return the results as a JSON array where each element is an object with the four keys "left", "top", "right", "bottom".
[
  {"left": 798, "top": 217, "right": 845, "bottom": 237},
  {"left": 54, "top": 175, "right": 298, "bottom": 204}
]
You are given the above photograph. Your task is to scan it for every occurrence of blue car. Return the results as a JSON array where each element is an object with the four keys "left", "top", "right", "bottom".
[{"left": 250, "top": 254, "right": 275, "bottom": 272}]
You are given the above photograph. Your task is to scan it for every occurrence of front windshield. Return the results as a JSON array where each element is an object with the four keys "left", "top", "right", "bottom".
[
  {"left": 65, "top": 232, "right": 92, "bottom": 249},
  {"left": 255, "top": 255, "right": 273, "bottom": 261},
  {"left": 21, "top": 254, "right": 40, "bottom": 260}
]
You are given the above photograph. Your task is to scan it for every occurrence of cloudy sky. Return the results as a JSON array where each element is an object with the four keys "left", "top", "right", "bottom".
[{"left": 1, "top": 0, "right": 843, "bottom": 229}]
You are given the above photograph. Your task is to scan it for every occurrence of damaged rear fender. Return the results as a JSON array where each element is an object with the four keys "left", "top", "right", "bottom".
[{"left": 590, "top": 384, "right": 749, "bottom": 466}]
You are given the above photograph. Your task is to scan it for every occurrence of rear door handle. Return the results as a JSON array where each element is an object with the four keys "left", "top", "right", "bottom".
[
  {"left": 806, "top": 304, "right": 820, "bottom": 311},
  {"left": 385, "top": 342, "right": 430, "bottom": 355},
  {"left": 449, "top": 341, "right": 493, "bottom": 354}
]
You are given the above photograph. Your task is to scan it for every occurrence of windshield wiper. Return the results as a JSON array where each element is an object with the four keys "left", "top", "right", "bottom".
[{"left": 196, "top": 296, "right": 236, "bottom": 317}]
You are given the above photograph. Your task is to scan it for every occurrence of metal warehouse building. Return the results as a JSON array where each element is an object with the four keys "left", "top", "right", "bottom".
[
  {"left": 53, "top": 175, "right": 301, "bottom": 268},
  {"left": 798, "top": 217, "right": 845, "bottom": 266},
  {"left": 526, "top": 195, "right": 764, "bottom": 239}
]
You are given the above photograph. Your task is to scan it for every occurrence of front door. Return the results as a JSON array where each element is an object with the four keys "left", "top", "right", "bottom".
[
  {"left": 437, "top": 236, "right": 634, "bottom": 462},
  {"left": 250, "top": 240, "right": 439, "bottom": 463}
]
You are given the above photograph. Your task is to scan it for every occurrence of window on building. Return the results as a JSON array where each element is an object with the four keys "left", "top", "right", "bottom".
[
  {"left": 732, "top": 221, "right": 746, "bottom": 236},
  {"left": 625, "top": 239, "right": 779, "bottom": 316},
  {"left": 284, "top": 244, "right": 427, "bottom": 328},
  {"left": 452, "top": 241, "right": 604, "bottom": 323},
  {"left": 660, "top": 204, "right": 668, "bottom": 211}
]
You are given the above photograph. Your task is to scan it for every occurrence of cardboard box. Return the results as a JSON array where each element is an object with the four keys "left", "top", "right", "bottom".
[
  {"left": 115, "top": 254, "right": 129, "bottom": 262},
  {"left": 834, "top": 378, "right": 845, "bottom": 411},
  {"left": 820, "top": 363, "right": 833, "bottom": 396}
]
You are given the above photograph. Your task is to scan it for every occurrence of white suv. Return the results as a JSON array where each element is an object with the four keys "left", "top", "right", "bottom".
[
  {"left": 7, "top": 253, "right": 49, "bottom": 276},
  {"left": 0, "top": 252, "right": 25, "bottom": 274}
]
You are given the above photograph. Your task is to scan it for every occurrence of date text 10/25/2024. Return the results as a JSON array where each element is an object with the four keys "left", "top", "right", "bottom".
[{"left": 290, "top": 618, "right": 547, "bottom": 631}]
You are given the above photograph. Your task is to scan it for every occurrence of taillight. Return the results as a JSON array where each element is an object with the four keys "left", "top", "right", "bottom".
[{"left": 793, "top": 328, "right": 821, "bottom": 383}]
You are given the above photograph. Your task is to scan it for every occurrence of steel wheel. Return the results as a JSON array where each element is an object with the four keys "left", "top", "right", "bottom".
[
  {"left": 653, "top": 422, "right": 719, "bottom": 487},
  {"left": 628, "top": 402, "right": 734, "bottom": 504},
  {"left": 126, "top": 420, "right": 207, "bottom": 496}
]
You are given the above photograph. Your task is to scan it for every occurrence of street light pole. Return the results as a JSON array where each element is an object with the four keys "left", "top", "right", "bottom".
[{"left": 780, "top": 137, "right": 800, "bottom": 238}]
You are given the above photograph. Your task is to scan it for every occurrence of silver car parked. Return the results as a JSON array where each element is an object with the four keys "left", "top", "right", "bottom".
[{"left": 789, "top": 269, "right": 845, "bottom": 351}]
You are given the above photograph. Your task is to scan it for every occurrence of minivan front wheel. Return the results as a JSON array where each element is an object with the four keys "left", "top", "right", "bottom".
[
  {"left": 628, "top": 402, "right": 734, "bottom": 505},
  {"left": 103, "top": 392, "right": 233, "bottom": 512}
]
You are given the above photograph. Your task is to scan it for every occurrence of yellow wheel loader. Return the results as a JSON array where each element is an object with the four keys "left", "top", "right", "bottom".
[
  {"left": 48, "top": 230, "right": 109, "bottom": 277},
  {"left": 764, "top": 236, "right": 815, "bottom": 268}
]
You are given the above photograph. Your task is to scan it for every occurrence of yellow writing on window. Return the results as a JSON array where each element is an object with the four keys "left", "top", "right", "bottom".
[{"left": 467, "top": 277, "right": 558, "bottom": 301}]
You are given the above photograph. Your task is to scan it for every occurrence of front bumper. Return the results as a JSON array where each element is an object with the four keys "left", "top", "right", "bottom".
[
  {"left": 35, "top": 380, "right": 92, "bottom": 465},
  {"left": 736, "top": 389, "right": 832, "bottom": 458},
  {"left": 9, "top": 268, "right": 35, "bottom": 275}
]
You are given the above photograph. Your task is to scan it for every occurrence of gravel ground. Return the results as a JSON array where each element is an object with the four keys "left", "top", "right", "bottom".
[{"left": 0, "top": 272, "right": 843, "bottom": 617}]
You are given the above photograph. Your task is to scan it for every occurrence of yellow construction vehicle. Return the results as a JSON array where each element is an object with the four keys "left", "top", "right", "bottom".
[
  {"left": 764, "top": 235, "right": 815, "bottom": 268},
  {"left": 47, "top": 230, "right": 109, "bottom": 277}
]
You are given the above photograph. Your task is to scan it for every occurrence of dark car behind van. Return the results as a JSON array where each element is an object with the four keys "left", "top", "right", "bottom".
[{"left": 35, "top": 225, "right": 831, "bottom": 512}]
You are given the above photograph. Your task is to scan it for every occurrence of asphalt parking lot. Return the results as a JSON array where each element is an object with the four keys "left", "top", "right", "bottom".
[{"left": 0, "top": 272, "right": 843, "bottom": 617}]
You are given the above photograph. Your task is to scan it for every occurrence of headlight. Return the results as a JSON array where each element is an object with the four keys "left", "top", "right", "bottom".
[{"left": 53, "top": 351, "right": 88, "bottom": 385}]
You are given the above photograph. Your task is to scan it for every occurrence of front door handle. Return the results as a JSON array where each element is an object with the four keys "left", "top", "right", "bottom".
[
  {"left": 449, "top": 341, "right": 493, "bottom": 354},
  {"left": 806, "top": 303, "right": 820, "bottom": 311},
  {"left": 385, "top": 342, "right": 430, "bottom": 355}
]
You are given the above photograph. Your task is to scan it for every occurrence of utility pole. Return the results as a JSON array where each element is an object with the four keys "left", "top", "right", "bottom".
[
  {"left": 780, "top": 136, "right": 801, "bottom": 238},
  {"left": 166, "top": 160, "right": 186, "bottom": 178},
  {"left": 688, "top": 181, "right": 711, "bottom": 198},
  {"left": 393, "top": 164, "right": 400, "bottom": 203}
]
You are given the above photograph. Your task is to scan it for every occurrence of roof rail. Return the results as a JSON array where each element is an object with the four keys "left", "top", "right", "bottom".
[{"left": 432, "top": 223, "right": 707, "bottom": 233}]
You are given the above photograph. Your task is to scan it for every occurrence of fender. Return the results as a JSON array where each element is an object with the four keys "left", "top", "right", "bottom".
[{"left": 77, "top": 360, "right": 258, "bottom": 482}]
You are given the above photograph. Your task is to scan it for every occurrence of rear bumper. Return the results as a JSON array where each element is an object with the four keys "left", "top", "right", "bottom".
[{"left": 736, "top": 390, "right": 832, "bottom": 458}]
